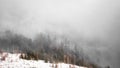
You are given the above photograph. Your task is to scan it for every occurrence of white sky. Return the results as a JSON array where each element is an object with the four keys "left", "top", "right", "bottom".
[
  {"left": 0, "top": 0, "right": 120, "bottom": 43},
  {"left": 0, "top": 0, "right": 119, "bottom": 39},
  {"left": 0, "top": 0, "right": 120, "bottom": 40}
]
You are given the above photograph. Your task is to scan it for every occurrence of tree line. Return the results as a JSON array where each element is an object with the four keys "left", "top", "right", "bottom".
[{"left": 0, "top": 30, "right": 100, "bottom": 68}]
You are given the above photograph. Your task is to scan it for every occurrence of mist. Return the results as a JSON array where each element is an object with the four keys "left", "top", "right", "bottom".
[{"left": 0, "top": 0, "right": 120, "bottom": 68}]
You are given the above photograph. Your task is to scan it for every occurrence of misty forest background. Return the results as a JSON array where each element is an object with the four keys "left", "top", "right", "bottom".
[
  {"left": 0, "top": 0, "right": 120, "bottom": 68},
  {"left": 0, "top": 30, "right": 101, "bottom": 68}
]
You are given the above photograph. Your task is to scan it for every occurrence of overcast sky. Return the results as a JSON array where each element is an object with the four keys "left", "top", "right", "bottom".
[
  {"left": 0, "top": 0, "right": 120, "bottom": 67},
  {"left": 0, "top": 0, "right": 119, "bottom": 39}
]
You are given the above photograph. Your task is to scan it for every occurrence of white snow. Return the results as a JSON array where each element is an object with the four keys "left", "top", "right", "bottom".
[{"left": 0, "top": 52, "right": 87, "bottom": 68}]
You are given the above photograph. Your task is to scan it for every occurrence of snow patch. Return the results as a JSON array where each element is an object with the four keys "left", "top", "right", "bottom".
[{"left": 0, "top": 52, "right": 87, "bottom": 68}]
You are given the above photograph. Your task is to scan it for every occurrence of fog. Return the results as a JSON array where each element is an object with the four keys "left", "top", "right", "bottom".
[{"left": 0, "top": 0, "right": 120, "bottom": 68}]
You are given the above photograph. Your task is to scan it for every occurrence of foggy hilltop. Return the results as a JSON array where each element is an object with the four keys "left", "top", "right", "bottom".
[{"left": 0, "top": 0, "right": 120, "bottom": 68}]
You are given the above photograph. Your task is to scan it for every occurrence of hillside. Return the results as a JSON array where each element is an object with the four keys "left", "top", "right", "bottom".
[
  {"left": 0, "top": 52, "right": 87, "bottom": 68},
  {"left": 0, "top": 31, "right": 99, "bottom": 68}
]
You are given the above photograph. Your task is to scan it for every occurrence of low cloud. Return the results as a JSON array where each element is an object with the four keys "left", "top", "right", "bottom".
[{"left": 0, "top": 0, "right": 120, "bottom": 67}]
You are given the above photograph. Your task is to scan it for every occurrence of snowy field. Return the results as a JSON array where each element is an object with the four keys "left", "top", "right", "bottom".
[{"left": 0, "top": 52, "right": 87, "bottom": 68}]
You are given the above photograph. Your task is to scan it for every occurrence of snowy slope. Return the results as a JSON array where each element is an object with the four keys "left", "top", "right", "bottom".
[{"left": 0, "top": 52, "right": 87, "bottom": 68}]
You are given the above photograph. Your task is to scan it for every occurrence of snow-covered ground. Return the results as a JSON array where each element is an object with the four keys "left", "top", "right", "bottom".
[{"left": 0, "top": 52, "right": 87, "bottom": 68}]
